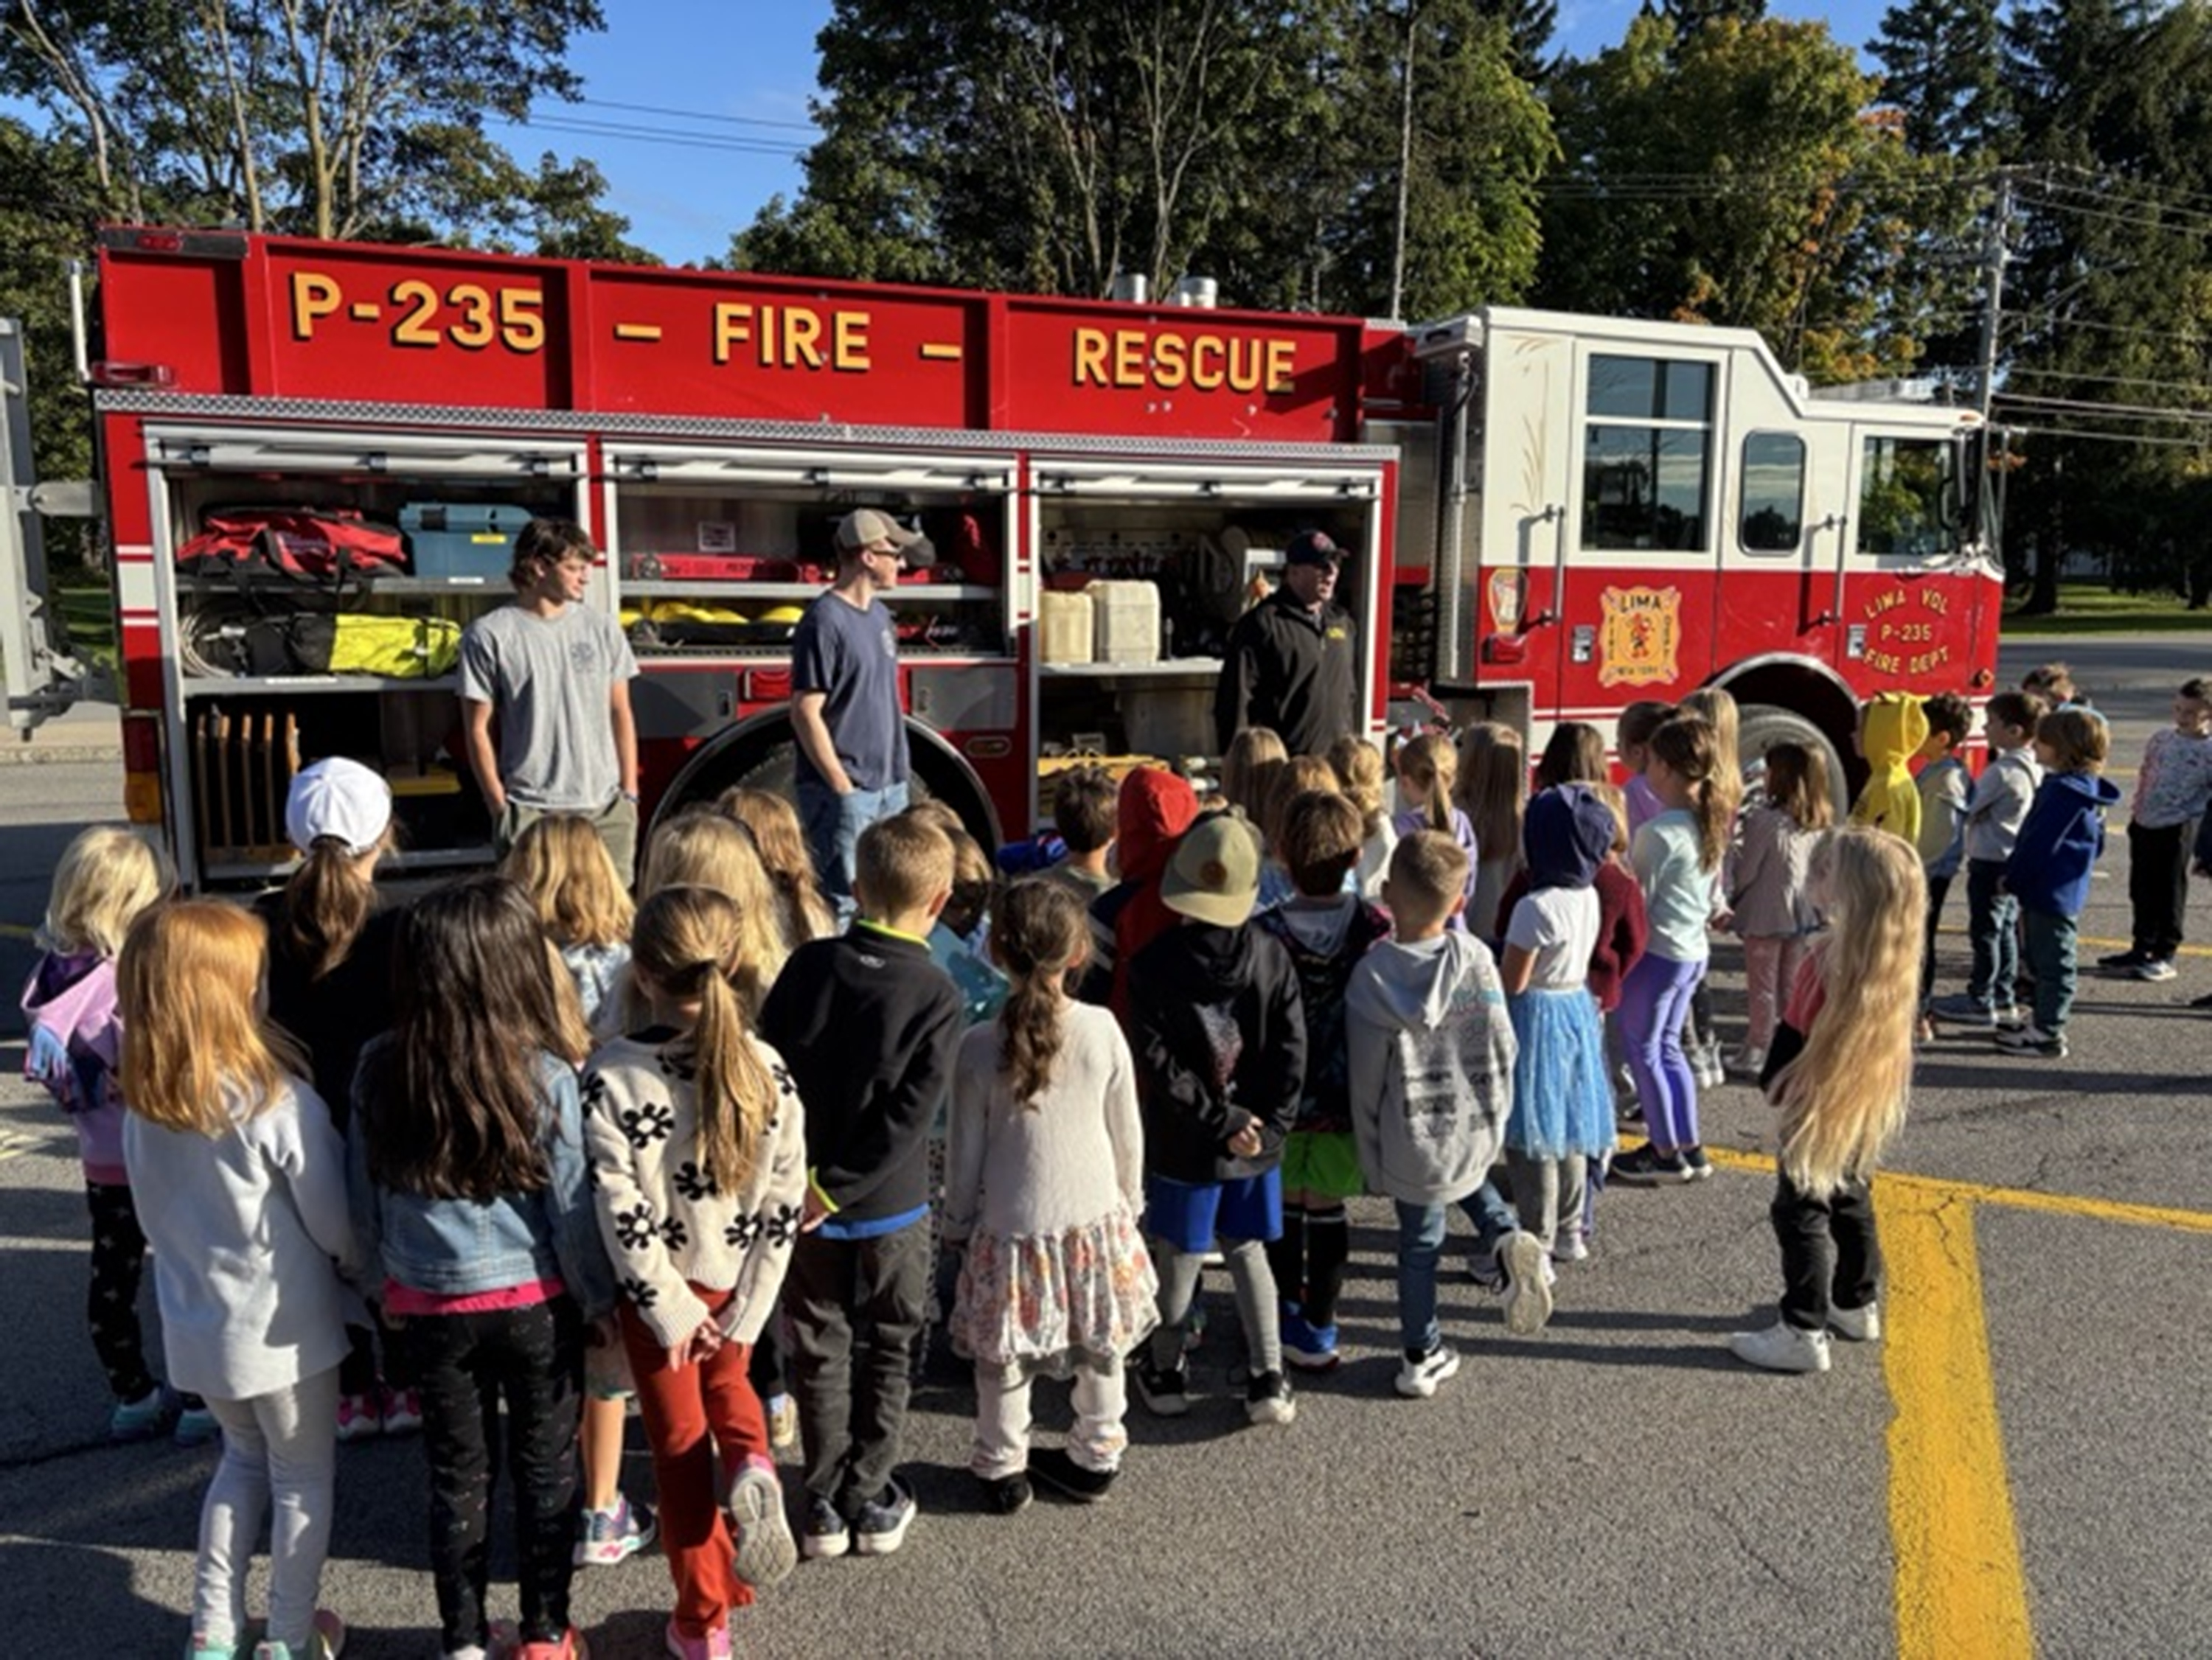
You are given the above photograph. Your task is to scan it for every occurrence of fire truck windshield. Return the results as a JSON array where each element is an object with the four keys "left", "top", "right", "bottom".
[{"left": 1855, "top": 435, "right": 1960, "bottom": 559}]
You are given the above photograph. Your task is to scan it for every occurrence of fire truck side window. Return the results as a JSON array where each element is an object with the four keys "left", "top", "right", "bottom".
[
  {"left": 1582, "top": 355, "right": 1714, "bottom": 553},
  {"left": 1739, "top": 432, "right": 1806, "bottom": 554},
  {"left": 1856, "top": 436, "right": 1960, "bottom": 559}
]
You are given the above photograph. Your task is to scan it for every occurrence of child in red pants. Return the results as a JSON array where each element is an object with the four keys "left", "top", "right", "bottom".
[{"left": 585, "top": 886, "right": 808, "bottom": 1659}]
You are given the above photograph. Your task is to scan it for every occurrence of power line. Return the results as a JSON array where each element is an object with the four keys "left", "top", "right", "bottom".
[
  {"left": 1992, "top": 391, "right": 2212, "bottom": 424},
  {"left": 2002, "top": 310, "right": 2208, "bottom": 347},
  {"left": 2000, "top": 424, "right": 2212, "bottom": 450},
  {"left": 2004, "top": 365, "right": 2212, "bottom": 397},
  {"left": 521, "top": 116, "right": 804, "bottom": 158},
  {"left": 566, "top": 96, "right": 815, "bottom": 133},
  {"left": 2014, "top": 188, "right": 2212, "bottom": 243}
]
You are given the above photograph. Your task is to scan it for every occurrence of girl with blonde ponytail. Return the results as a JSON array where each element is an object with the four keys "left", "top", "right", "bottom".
[
  {"left": 1728, "top": 827, "right": 1922, "bottom": 1374},
  {"left": 582, "top": 885, "right": 810, "bottom": 1647},
  {"left": 944, "top": 879, "right": 1157, "bottom": 1512}
]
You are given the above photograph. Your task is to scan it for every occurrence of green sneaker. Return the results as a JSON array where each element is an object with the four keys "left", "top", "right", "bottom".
[{"left": 111, "top": 1386, "right": 173, "bottom": 1443}]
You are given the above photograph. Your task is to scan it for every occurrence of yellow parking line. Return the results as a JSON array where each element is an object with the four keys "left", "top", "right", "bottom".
[
  {"left": 1699, "top": 1145, "right": 2212, "bottom": 1234},
  {"left": 1879, "top": 1181, "right": 2035, "bottom": 1660},
  {"left": 0, "top": 922, "right": 32, "bottom": 941}
]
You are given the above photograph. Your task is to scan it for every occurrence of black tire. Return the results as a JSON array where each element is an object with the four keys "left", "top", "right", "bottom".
[
  {"left": 653, "top": 715, "right": 1001, "bottom": 854},
  {"left": 1736, "top": 705, "right": 1850, "bottom": 819}
]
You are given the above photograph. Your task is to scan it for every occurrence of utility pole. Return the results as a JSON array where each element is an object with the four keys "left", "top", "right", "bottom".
[
  {"left": 1975, "top": 170, "right": 2014, "bottom": 419},
  {"left": 1388, "top": 1, "right": 1417, "bottom": 321}
]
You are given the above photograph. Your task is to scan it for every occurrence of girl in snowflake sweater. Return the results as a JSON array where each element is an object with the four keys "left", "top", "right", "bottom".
[{"left": 584, "top": 884, "right": 808, "bottom": 1659}]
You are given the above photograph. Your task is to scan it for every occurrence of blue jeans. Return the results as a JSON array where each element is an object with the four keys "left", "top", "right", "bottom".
[
  {"left": 798, "top": 778, "right": 909, "bottom": 924},
  {"left": 2021, "top": 907, "right": 2078, "bottom": 1033},
  {"left": 1964, "top": 858, "right": 2017, "bottom": 1011},
  {"left": 1392, "top": 1181, "right": 1517, "bottom": 1357}
]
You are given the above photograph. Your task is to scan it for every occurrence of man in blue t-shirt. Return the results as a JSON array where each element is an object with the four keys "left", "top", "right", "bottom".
[{"left": 790, "top": 508, "right": 921, "bottom": 917}]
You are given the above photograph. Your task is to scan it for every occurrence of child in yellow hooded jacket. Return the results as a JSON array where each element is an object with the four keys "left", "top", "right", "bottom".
[{"left": 1850, "top": 692, "right": 1929, "bottom": 847}]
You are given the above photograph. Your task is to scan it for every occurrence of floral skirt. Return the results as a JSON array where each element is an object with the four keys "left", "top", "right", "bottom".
[
  {"left": 951, "top": 1202, "right": 1160, "bottom": 1369},
  {"left": 1505, "top": 986, "right": 1618, "bottom": 1159}
]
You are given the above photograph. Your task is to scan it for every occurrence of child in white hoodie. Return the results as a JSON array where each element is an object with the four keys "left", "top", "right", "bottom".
[
  {"left": 1931, "top": 691, "right": 2046, "bottom": 1030},
  {"left": 1348, "top": 831, "right": 1545, "bottom": 1400}
]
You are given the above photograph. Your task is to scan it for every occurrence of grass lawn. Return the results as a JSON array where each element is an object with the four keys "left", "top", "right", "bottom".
[
  {"left": 2003, "top": 583, "right": 2212, "bottom": 635},
  {"left": 52, "top": 582, "right": 118, "bottom": 676}
]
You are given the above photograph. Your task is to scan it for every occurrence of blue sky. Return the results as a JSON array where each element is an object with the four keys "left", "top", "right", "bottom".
[{"left": 491, "top": 0, "right": 1895, "bottom": 266}]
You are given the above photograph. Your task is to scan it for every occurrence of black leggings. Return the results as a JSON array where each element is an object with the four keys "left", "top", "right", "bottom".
[
  {"left": 86, "top": 1182, "right": 156, "bottom": 1403},
  {"left": 393, "top": 1297, "right": 584, "bottom": 1653}
]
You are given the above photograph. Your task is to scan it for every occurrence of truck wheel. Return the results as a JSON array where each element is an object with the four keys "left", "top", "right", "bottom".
[
  {"left": 1737, "top": 706, "right": 1849, "bottom": 819},
  {"left": 652, "top": 715, "right": 1001, "bottom": 855}
]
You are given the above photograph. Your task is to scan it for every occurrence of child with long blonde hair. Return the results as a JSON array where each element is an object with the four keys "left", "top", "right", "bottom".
[
  {"left": 720, "top": 786, "right": 837, "bottom": 945},
  {"left": 633, "top": 806, "right": 805, "bottom": 1456},
  {"left": 608, "top": 808, "right": 790, "bottom": 1027},
  {"left": 501, "top": 811, "right": 656, "bottom": 1572},
  {"left": 1728, "top": 828, "right": 1924, "bottom": 1373},
  {"left": 947, "top": 879, "right": 1156, "bottom": 1510},
  {"left": 18, "top": 828, "right": 195, "bottom": 1444},
  {"left": 1725, "top": 743, "right": 1832, "bottom": 1078},
  {"left": 1612, "top": 716, "right": 1731, "bottom": 1182},
  {"left": 119, "top": 900, "right": 361, "bottom": 1660},
  {"left": 507, "top": 811, "right": 637, "bottom": 1025},
  {"left": 1451, "top": 722, "right": 1526, "bottom": 938},
  {"left": 1328, "top": 734, "right": 1397, "bottom": 899},
  {"left": 585, "top": 886, "right": 808, "bottom": 1654}
]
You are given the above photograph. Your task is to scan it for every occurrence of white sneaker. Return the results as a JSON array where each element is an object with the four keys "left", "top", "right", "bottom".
[
  {"left": 1498, "top": 1232, "right": 1554, "bottom": 1336},
  {"left": 1729, "top": 1319, "right": 1832, "bottom": 1373},
  {"left": 1828, "top": 1302, "right": 1882, "bottom": 1343},
  {"left": 1394, "top": 1343, "right": 1461, "bottom": 1399},
  {"left": 1551, "top": 1230, "right": 1590, "bottom": 1264},
  {"left": 1724, "top": 1046, "right": 1767, "bottom": 1079}
]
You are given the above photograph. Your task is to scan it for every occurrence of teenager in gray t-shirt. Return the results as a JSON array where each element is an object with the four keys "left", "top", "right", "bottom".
[{"left": 459, "top": 518, "right": 641, "bottom": 874}]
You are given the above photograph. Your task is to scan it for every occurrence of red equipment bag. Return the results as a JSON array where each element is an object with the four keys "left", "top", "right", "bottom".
[{"left": 177, "top": 506, "right": 410, "bottom": 583}]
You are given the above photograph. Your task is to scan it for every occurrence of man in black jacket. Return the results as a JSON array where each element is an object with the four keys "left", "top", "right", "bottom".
[{"left": 1214, "top": 528, "right": 1360, "bottom": 757}]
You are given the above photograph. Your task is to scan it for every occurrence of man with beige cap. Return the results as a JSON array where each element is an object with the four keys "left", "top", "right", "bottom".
[{"left": 790, "top": 508, "right": 927, "bottom": 918}]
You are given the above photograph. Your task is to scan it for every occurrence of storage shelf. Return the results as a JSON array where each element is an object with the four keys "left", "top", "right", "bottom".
[
  {"left": 181, "top": 575, "right": 507, "bottom": 596},
  {"left": 1038, "top": 658, "right": 1222, "bottom": 678},
  {"left": 621, "top": 580, "right": 996, "bottom": 602},
  {"left": 181, "top": 674, "right": 459, "bottom": 698},
  {"left": 203, "top": 844, "right": 493, "bottom": 882}
]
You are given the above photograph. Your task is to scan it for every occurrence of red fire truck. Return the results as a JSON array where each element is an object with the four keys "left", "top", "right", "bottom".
[{"left": 48, "top": 229, "right": 1998, "bottom": 888}]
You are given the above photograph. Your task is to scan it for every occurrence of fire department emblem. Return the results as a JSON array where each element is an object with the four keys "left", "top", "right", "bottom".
[
  {"left": 1488, "top": 568, "right": 1525, "bottom": 633},
  {"left": 1597, "top": 586, "right": 1682, "bottom": 687}
]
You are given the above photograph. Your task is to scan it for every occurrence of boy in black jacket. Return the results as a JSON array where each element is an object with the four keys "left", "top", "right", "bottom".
[
  {"left": 759, "top": 814, "right": 962, "bottom": 1560},
  {"left": 1129, "top": 811, "right": 1307, "bottom": 1428}
]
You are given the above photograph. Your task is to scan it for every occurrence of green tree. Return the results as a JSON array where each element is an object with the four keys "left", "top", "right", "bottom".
[
  {"left": 0, "top": 117, "right": 101, "bottom": 492},
  {"left": 1329, "top": 0, "right": 1552, "bottom": 318},
  {"left": 737, "top": 1, "right": 1321, "bottom": 300},
  {"left": 1, "top": 0, "right": 631, "bottom": 250},
  {"left": 1539, "top": 13, "right": 1932, "bottom": 383},
  {"left": 1994, "top": 0, "right": 2212, "bottom": 611}
]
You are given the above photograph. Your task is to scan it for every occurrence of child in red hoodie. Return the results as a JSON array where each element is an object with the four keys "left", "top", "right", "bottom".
[{"left": 1083, "top": 767, "right": 1201, "bottom": 1019}]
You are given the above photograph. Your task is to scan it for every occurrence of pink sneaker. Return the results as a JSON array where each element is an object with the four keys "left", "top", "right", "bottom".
[
  {"left": 664, "top": 1619, "right": 732, "bottom": 1660},
  {"left": 378, "top": 1384, "right": 422, "bottom": 1436},
  {"left": 512, "top": 1631, "right": 588, "bottom": 1660},
  {"left": 334, "top": 1392, "right": 381, "bottom": 1443}
]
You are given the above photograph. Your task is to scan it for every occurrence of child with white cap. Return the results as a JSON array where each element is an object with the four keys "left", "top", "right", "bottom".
[
  {"left": 1127, "top": 810, "right": 1307, "bottom": 1427},
  {"left": 254, "top": 756, "right": 413, "bottom": 1442}
]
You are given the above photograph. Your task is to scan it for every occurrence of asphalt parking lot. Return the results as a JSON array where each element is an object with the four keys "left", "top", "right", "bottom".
[{"left": 1, "top": 634, "right": 2206, "bottom": 1657}]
